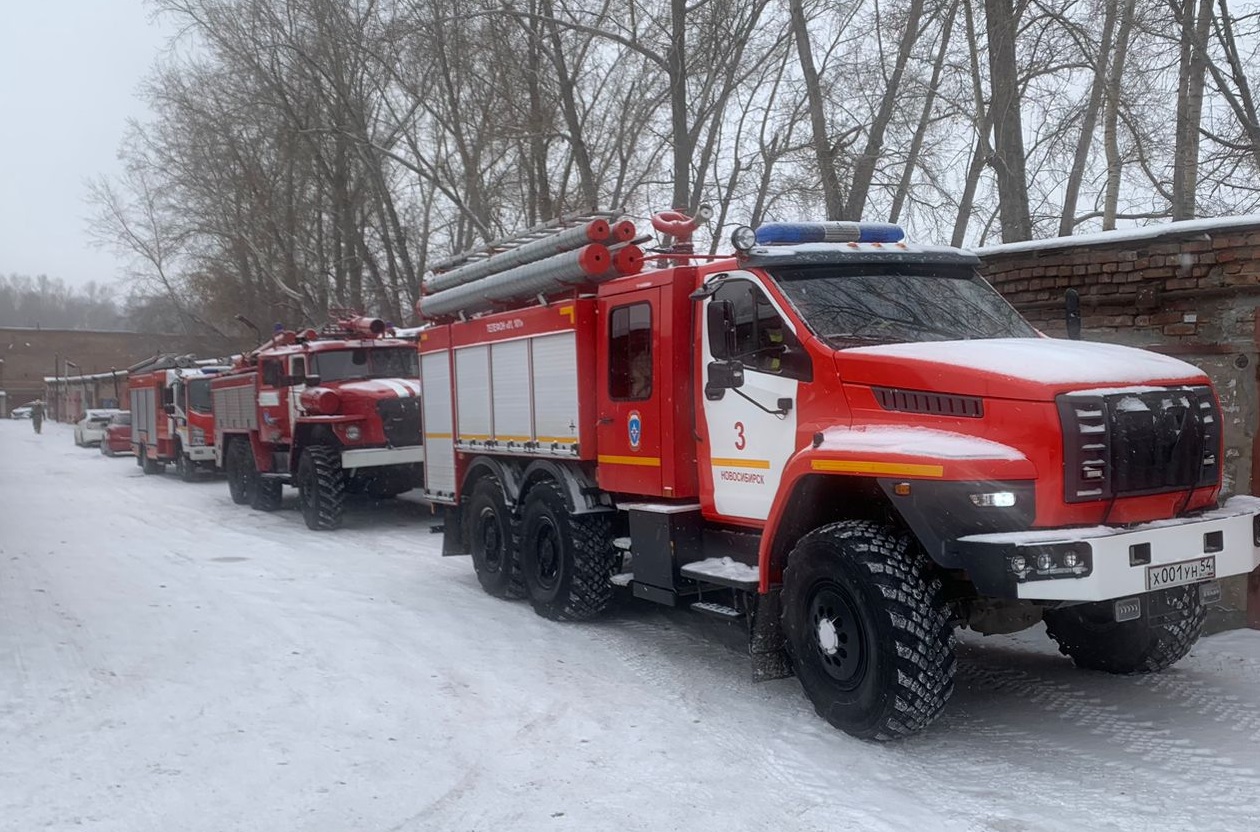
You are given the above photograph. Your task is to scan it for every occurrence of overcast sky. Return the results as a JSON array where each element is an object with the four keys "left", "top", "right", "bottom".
[{"left": 0, "top": 0, "right": 170, "bottom": 290}]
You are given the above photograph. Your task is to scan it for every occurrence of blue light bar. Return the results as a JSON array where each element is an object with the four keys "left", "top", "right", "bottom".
[{"left": 754, "top": 221, "right": 905, "bottom": 246}]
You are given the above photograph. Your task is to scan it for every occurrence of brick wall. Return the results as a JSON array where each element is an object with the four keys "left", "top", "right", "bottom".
[
  {"left": 977, "top": 219, "right": 1260, "bottom": 631},
  {"left": 0, "top": 327, "right": 233, "bottom": 419}
]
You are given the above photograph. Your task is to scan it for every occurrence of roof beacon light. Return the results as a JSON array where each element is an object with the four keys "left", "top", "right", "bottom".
[{"left": 755, "top": 221, "right": 905, "bottom": 246}]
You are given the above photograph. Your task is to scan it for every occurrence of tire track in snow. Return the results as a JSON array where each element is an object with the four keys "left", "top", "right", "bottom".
[{"left": 955, "top": 654, "right": 1260, "bottom": 817}]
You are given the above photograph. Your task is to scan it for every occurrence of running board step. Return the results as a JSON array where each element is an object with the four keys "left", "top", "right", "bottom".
[
  {"left": 690, "top": 601, "right": 745, "bottom": 622},
  {"left": 679, "top": 557, "right": 760, "bottom": 591}
]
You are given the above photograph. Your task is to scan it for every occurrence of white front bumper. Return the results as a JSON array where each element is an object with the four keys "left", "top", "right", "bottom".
[
  {"left": 961, "top": 496, "right": 1260, "bottom": 602},
  {"left": 186, "top": 445, "right": 216, "bottom": 461},
  {"left": 340, "top": 446, "right": 425, "bottom": 469}
]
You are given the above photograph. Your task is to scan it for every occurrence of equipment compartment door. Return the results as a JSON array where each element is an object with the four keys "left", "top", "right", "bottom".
[{"left": 596, "top": 289, "right": 664, "bottom": 496}]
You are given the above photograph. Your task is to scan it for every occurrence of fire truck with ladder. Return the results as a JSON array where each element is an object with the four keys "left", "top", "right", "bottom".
[
  {"left": 415, "top": 208, "right": 1260, "bottom": 740},
  {"left": 127, "top": 355, "right": 230, "bottom": 479},
  {"left": 210, "top": 317, "right": 423, "bottom": 530}
]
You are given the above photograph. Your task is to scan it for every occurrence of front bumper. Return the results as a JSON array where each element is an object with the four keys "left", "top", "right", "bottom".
[
  {"left": 186, "top": 445, "right": 216, "bottom": 462},
  {"left": 956, "top": 496, "right": 1260, "bottom": 601},
  {"left": 340, "top": 445, "right": 425, "bottom": 469}
]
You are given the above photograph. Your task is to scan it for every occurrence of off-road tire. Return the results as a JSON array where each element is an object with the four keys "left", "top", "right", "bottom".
[
  {"left": 297, "top": 445, "right": 346, "bottom": 531},
  {"left": 141, "top": 449, "right": 163, "bottom": 476},
  {"left": 225, "top": 439, "right": 254, "bottom": 506},
  {"left": 1044, "top": 585, "right": 1206, "bottom": 674},
  {"left": 781, "top": 521, "right": 956, "bottom": 741},
  {"left": 519, "top": 481, "right": 616, "bottom": 621},
  {"left": 251, "top": 475, "right": 283, "bottom": 512},
  {"left": 100, "top": 441, "right": 112, "bottom": 458},
  {"left": 467, "top": 478, "right": 522, "bottom": 598}
]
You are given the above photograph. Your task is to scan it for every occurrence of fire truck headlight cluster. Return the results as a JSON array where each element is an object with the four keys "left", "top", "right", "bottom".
[
  {"left": 969, "top": 491, "right": 1017, "bottom": 508},
  {"left": 752, "top": 221, "right": 906, "bottom": 247},
  {"left": 345, "top": 425, "right": 362, "bottom": 442}
]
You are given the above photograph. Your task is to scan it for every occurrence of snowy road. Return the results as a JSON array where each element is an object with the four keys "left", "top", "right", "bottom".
[{"left": 2, "top": 421, "right": 1260, "bottom": 832}]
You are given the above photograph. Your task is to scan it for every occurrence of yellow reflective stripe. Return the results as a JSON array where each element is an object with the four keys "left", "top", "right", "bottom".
[
  {"left": 426, "top": 432, "right": 454, "bottom": 439},
  {"left": 810, "top": 459, "right": 945, "bottom": 478},
  {"left": 598, "top": 454, "right": 662, "bottom": 467},
  {"left": 458, "top": 434, "right": 492, "bottom": 441},
  {"left": 710, "top": 457, "right": 771, "bottom": 469},
  {"left": 536, "top": 436, "right": 577, "bottom": 444}
]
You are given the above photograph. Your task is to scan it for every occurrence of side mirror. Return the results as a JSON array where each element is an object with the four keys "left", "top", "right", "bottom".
[
  {"left": 707, "top": 300, "right": 738, "bottom": 359},
  {"left": 163, "top": 404, "right": 175, "bottom": 415},
  {"left": 1065, "top": 288, "right": 1081, "bottom": 341},
  {"left": 284, "top": 374, "right": 307, "bottom": 387},
  {"left": 705, "top": 360, "right": 745, "bottom": 400},
  {"left": 304, "top": 375, "right": 322, "bottom": 388}
]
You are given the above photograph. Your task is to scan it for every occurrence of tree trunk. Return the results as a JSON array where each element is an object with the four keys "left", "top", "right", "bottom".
[
  {"left": 952, "top": 0, "right": 993, "bottom": 246},
  {"left": 788, "top": 0, "right": 844, "bottom": 220},
  {"left": 668, "top": 0, "right": 690, "bottom": 210},
  {"left": 846, "top": 0, "right": 926, "bottom": 220},
  {"left": 983, "top": 0, "right": 1032, "bottom": 241},
  {"left": 1172, "top": 0, "right": 1215, "bottom": 220},
  {"left": 1058, "top": 1, "right": 1118, "bottom": 236},
  {"left": 892, "top": 0, "right": 956, "bottom": 224},
  {"left": 1102, "top": 0, "right": 1137, "bottom": 230}
]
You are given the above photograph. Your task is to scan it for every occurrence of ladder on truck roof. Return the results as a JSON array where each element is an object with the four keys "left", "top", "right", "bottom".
[{"left": 427, "top": 210, "right": 626, "bottom": 277}]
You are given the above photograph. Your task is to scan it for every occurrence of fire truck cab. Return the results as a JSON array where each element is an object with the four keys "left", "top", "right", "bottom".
[
  {"left": 127, "top": 356, "right": 228, "bottom": 480},
  {"left": 211, "top": 317, "right": 423, "bottom": 531},
  {"left": 420, "top": 214, "right": 1260, "bottom": 741}
]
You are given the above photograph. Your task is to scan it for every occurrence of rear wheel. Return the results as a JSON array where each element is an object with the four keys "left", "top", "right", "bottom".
[
  {"left": 781, "top": 521, "right": 956, "bottom": 741},
  {"left": 100, "top": 441, "right": 112, "bottom": 457},
  {"left": 297, "top": 446, "right": 346, "bottom": 530},
  {"left": 1044, "top": 585, "right": 1206, "bottom": 674},
  {"left": 225, "top": 439, "right": 254, "bottom": 505},
  {"left": 468, "top": 478, "right": 522, "bottom": 598},
  {"left": 141, "top": 449, "right": 163, "bottom": 476},
  {"left": 519, "top": 481, "right": 616, "bottom": 621}
]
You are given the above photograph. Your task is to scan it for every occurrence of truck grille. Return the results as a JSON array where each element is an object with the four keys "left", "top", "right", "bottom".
[
  {"left": 377, "top": 397, "right": 422, "bottom": 448},
  {"left": 1058, "top": 386, "right": 1219, "bottom": 503}
]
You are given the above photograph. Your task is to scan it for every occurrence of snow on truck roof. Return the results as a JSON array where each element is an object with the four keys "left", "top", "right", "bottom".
[{"left": 974, "top": 214, "right": 1260, "bottom": 258}]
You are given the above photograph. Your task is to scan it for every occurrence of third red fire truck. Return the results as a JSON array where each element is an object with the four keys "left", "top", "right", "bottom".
[
  {"left": 211, "top": 317, "right": 423, "bottom": 530},
  {"left": 127, "top": 355, "right": 229, "bottom": 479},
  {"left": 415, "top": 209, "right": 1260, "bottom": 741}
]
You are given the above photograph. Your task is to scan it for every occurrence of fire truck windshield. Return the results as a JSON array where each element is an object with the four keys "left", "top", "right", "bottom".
[
  {"left": 769, "top": 263, "right": 1038, "bottom": 346},
  {"left": 310, "top": 348, "right": 419, "bottom": 382}
]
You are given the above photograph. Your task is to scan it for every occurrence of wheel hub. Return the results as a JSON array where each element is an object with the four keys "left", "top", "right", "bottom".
[
  {"left": 809, "top": 585, "right": 865, "bottom": 687},
  {"left": 478, "top": 509, "right": 503, "bottom": 569}
]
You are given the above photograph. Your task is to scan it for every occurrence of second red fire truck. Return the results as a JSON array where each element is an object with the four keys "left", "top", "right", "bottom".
[
  {"left": 210, "top": 317, "right": 424, "bottom": 530},
  {"left": 414, "top": 209, "right": 1260, "bottom": 741}
]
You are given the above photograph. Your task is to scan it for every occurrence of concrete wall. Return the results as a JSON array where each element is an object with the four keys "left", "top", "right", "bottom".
[{"left": 976, "top": 219, "right": 1260, "bottom": 631}]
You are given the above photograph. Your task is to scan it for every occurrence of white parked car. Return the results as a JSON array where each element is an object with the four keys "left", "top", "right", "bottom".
[
  {"left": 10, "top": 405, "right": 33, "bottom": 419},
  {"left": 74, "top": 409, "right": 121, "bottom": 447}
]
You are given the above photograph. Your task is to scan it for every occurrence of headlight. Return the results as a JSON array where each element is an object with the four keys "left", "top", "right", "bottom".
[
  {"left": 345, "top": 425, "right": 362, "bottom": 441},
  {"left": 969, "top": 491, "right": 1016, "bottom": 507},
  {"left": 730, "top": 225, "right": 757, "bottom": 252}
]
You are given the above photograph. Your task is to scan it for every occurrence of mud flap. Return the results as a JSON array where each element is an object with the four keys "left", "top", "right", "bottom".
[
  {"left": 749, "top": 588, "right": 793, "bottom": 681},
  {"left": 440, "top": 504, "right": 469, "bottom": 556}
]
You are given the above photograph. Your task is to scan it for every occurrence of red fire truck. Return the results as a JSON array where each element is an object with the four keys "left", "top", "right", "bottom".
[
  {"left": 127, "top": 355, "right": 229, "bottom": 479},
  {"left": 210, "top": 317, "right": 423, "bottom": 530},
  {"left": 417, "top": 210, "right": 1260, "bottom": 741}
]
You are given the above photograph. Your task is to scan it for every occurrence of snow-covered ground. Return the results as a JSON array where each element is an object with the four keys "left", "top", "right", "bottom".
[{"left": 3, "top": 420, "right": 1260, "bottom": 832}]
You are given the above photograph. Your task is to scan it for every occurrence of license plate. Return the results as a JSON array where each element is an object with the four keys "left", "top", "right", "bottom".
[{"left": 1146, "top": 556, "right": 1217, "bottom": 591}]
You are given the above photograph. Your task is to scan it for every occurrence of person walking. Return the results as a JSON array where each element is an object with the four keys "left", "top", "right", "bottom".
[{"left": 31, "top": 400, "right": 44, "bottom": 434}]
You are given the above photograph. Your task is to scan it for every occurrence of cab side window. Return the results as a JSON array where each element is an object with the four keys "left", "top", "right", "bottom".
[
  {"left": 291, "top": 357, "right": 306, "bottom": 384},
  {"left": 712, "top": 281, "right": 811, "bottom": 379},
  {"left": 261, "top": 359, "right": 283, "bottom": 387},
  {"left": 609, "top": 302, "right": 652, "bottom": 400}
]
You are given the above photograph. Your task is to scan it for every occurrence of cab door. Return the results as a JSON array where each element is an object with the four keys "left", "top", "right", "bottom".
[
  {"left": 257, "top": 358, "right": 290, "bottom": 444},
  {"left": 288, "top": 355, "right": 307, "bottom": 428},
  {"left": 698, "top": 274, "right": 809, "bottom": 521},
  {"left": 596, "top": 289, "right": 664, "bottom": 496}
]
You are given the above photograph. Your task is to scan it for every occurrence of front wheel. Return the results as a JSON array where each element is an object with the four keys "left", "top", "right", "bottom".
[
  {"left": 518, "top": 481, "right": 616, "bottom": 621},
  {"left": 225, "top": 439, "right": 254, "bottom": 505},
  {"left": 297, "top": 446, "right": 346, "bottom": 531},
  {"left": 1044, "top": 585, "right": 1206, "bottom": 674},
  {"left": 100, "top": 441, "right": 111, "bottom": 457},
  {"left": 176, "top": 444, "right": 197, "bottom": 483},
  {"left": 781, "top": 521, "right": 956, "bottom": 741}
]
